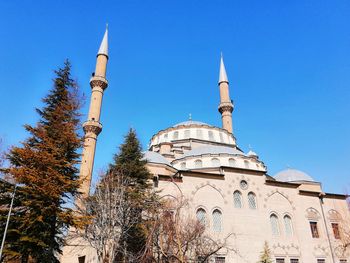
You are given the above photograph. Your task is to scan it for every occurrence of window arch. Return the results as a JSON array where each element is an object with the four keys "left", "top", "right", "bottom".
[
  {"left": 248, "top": 192, "right": 257, "bottom": 209},
  {"left": 173, "top": 131, "right": 179, "bottom": 140},
  {"left": 211, "top": 158, "right": 220, "bottom": 167},
  {"left": 196, "top": 208, "right": 207, "bottom": 225},
  {"left": 284, "top": 215, "right": 293, "bottom": 236},
  {"left": 233, "top": 191, "right": 242, "bottom": 208},
  {"left": 194, "top": 159, "right": 202, "bottom": 168},
  {"left": 228, "top": 158, "right": 236, "bottom": 166},
  {"left": 270, "top": 214, "right": 280, "bottom": 236},
  {"left": 212, "top": 209, "right": 222, "bottom": 232}
]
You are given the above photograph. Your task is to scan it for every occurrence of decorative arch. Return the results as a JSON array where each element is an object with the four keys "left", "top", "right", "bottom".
[
  {"left": 265, "top": 189, "right": 296, "bottom": 210},
  {"left": 306, "top": 207, "right": 321, "bottom": 220},
  {"left": 328, "top": 209, "right": 342, "bottom": 222},
  {"left": 191, "top": 182, "right": 225, "bottom": 200}
]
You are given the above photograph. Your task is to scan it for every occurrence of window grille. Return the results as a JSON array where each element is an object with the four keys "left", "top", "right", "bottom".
[
  {"left": 184, "top": 129, "right": 190, "bottom": 138},
  {"left": 173, "top": 131, "right": 179, "bottom": 140},
  {"left": 233, "top": 191, "right": 242, "bottom": 208},
  {"left": 78, "top": 256, "right": 86, "bottom": 263},
  {"left": 332, "top": 223, "right": 340, "bottom": 239},
  {"left": 215, "top": 257, "right": 225, "bottom": 263},
  {"left": 194, "top": 159, "right": 202, "bottom": 168},
  {"left": 270, "top": 214, "right": 280, "bottom": 236},
  {"left": 211, "top": 158, "right": 220, "bottom": 167},
  {"left": 317, "top": 259, "right": 325, "bottom": 263},
  {"left": 284, "top": 215, "right": 293, "bottom": 236},
  {"left": 240, "top": 180, "right": 248, "bottom": 190},
  {"left": 196, "top": 208, "right": 206, "bottom": 225},
  {"left": 248, "top": 192, "right": 257, "bottom": 209},
  {"left": 212, "top": 209, "right": 222, "bottom": 232},
  {"left": 340, "top": 260, "right": 347, "bottom": 263},
  {"left": 310, "top": 222, "right": 319, "bottom": 238},
  {"left": 276, "top": 259, "right": 285, "bottom": 263},
  {"left": 290, "top": 259, "right": 299, "bottom": 263}
]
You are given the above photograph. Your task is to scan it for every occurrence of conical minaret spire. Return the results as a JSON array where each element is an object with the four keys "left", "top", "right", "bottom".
[
  {"left": 218, "top": 54, "right": 234, "bottom": 133},
  {"left": 77, "top": 27, "right": 109, "bottom": 206}
]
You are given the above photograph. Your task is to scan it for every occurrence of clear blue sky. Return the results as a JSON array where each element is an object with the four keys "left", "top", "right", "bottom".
[{"left": 0, "top": 0, "right": 349, "bottom": 194}]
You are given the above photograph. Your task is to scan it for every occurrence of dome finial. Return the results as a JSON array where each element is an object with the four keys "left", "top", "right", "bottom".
[{"left": 189, "top": 113, "right": 192, "bottom": 120}]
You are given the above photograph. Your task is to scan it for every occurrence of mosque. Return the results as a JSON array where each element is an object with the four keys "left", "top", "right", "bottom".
[{"left": 61, "top": 28, "right": 349, "bottom": 263}]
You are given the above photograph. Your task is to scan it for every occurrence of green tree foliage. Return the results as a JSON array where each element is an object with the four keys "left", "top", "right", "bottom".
[
  {"left": 0, "top": 61, "right": 82, "bottom": 263},
  {"left": 111, "top": 129, "right": 152, "bottom": 262},
  {"left": 258, "top": 241, "right": 273, "bottom": 263}
]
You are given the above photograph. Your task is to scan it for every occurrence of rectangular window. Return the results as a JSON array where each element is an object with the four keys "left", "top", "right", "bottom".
[
  {"left": 78, "top": 256, "right": 86, "bottom": 263},
  {"left": 340, "top": 260, "right": 347, "bottom": 263},
  {"left": 317, "top": 259, "right": 325, "bottom": 263},
  {"left": 290, "top": 259, "right": 299, "bottom": 263},
  {"left": 310, "top": 222, "right": 320, "bottom": 238},
  {"left": 215, "top": 257, "right": 225, "bottom": 263},
  {"left": 276, "top": 258, "right": 285, "bottom": 263},
  {"left": 332, "top": 223, "right": 340, "bottom": 239}
]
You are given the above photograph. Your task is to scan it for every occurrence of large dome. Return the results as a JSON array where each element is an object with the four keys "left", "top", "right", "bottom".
[
  {"left": 274, "top": 168, "right": 314, "bottom": 183},
  {"left": 173, "top": 120, "right": 210, "bottom": 127}
]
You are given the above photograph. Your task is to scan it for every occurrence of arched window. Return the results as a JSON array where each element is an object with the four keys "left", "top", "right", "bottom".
[
  {"left": 180, "top": 162, "right": 186, "bottom": 170},
  {"left": 164, "top": 133, "right": 168, "bottom": 139},
  {"left": 211, "top": 158, "right": 220, "bottom": 167},
  {"left": 173, "top": 131, "right": 179, "bottom": 140},
  {"left": 228, "top": 158, "right": 236, "bottom": 167},
  {"left": 248, "top": 192, "right": 257, "bottom": 209},
  {"left": 196, "top": 129, "right": 203, "bottom": 139},
  {"left": 194, "top": 159, "right": 202, "bottom": 168},
  {"left": 184, "top": 129, "right": 190, "bottom": 138},
  {"left": 212, "top": 209, "right": 222, "bottom": 232},
  {"left": 244, "top": 160, "right": 249, "bottom": 169},
  {"left": 233, "top": 191, "right": 242, "bottom": 208},
  {"left": 270, "top": 214, "right": 280, "bottom": 236},
  {"left": 284, "top": 215, "right": 293, "bottom": 236},
  {"left": 196, "top": 208, "right": 207, "bottom": 225},
  {"left": 208, "top": 131, "right": 215, "bottom": 141},
  {"left": 219, "top": 133, "right": 224, "bottom": 143}
]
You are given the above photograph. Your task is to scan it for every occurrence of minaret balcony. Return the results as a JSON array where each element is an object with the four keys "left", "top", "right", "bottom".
[
  {"left": 89, "top": 76, "right": 108, "bottom": 90},
  {"left": 218, "top": 101, "right": 234, "bottom": 113},
  {"left": 83, "top": 120, "right": 103, "bottom": 135}
]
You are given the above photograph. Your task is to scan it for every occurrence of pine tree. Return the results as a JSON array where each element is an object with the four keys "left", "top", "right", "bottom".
[
  {"left": 1, "top": 60, "right": 82, "bottom": 263},
  {"left": 258, "top": 241, "right": 273, "bottom": 263},
  {"left": 111, "top": 129, "right": 152, "bottom": 262}
]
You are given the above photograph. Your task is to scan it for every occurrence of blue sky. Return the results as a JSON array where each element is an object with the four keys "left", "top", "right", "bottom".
[{"left": 0, "top": 0, "right": 349, "bottom": 194}]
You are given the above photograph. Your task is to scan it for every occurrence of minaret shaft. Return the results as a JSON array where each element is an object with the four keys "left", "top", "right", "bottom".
[
  {"left": 77, "top": 29, "right": 108, "bottom": 203},
  {"left": 218, "top": 55, "right": 234, "bottom": 133}
]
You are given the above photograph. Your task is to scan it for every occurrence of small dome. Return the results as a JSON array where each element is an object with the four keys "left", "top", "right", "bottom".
[
  {"left": 247, "top": 150, "right": 258, "bottom": 157},
  {"left": 173, "top": 120, "right": 209, "bottom": 127},
  {"left": 182, "top": 145, "right": 244, "bottom": 158},
  {"left": 143, "top": 151, "right": 171, "bottom": 166},
  {"left": 274, "top": 168, "right": 314, "bottom": 183}
]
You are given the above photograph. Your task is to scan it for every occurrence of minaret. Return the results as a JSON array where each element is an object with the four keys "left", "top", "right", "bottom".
[
  {"left": 218, "top": 54, "right": 234, "bottom": 133},
  {"left": 78, "top": 27, "right": 109, "bottom": 201}
]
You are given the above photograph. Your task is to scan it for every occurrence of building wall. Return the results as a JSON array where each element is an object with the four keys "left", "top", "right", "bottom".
[{"left": 157, "top": 169, "right": 350, "bottom": 263}]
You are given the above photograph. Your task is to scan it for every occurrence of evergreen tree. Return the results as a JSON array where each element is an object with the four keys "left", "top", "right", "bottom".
[
  {"left": 111, "top": 129, "right": 152, "bottom": 262},
  {"left": 1, "top": 61, "right": 82, "bottom": 263},
  {"left": 258, "top": 241, "right": 273, "bottom": 263}
]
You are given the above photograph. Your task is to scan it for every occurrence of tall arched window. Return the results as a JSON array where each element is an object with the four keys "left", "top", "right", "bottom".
[
  {"left": 194, "top": 159, "right": 202, "bottom": 168},
  {"left": 196, "top": 129, "right": 203, "bottom": 139},
  {"left": 184, "top": 129, "right": 190, "bottom": 138},
  {"left": 196, "top": 208, "right": 207, "bottom": 225},
  {"left": 244, "top": 160, "right": 249, "bottom": 169},
  {"left": 284, "top": 215, "right": 293, "bottom": 236},
  {"left": 208, "top": 131, "right": 215, "bottom": 141},
  {"left": 212, "top": 209, "right": 222, "bottom": 232},
  {"left": 270, "top": 214, "right": 280, "bottom": 236},
  {"left": 228, "top": 158, "right": 236, "bottom": 167},
  {"left": 211, "top": 158, "right": 220, "bottom": 167},
  {"left": 173, "top": 131, "right": 179, "bottom": 140},
  {"left": 248, "top": 192, "right": 257, "bottom": 209},
  {"left": 233, "top": 191, "right": 242, "bottom": 208}
]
